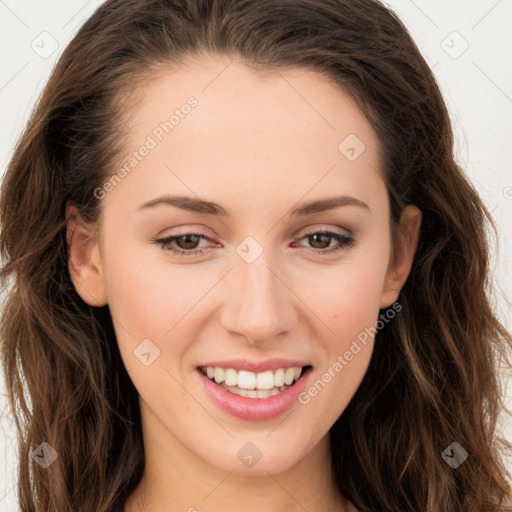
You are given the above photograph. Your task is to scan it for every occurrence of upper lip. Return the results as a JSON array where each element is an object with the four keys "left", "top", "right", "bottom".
[{"left": 198, "top": 358, "right": 312, "bottom": 373}]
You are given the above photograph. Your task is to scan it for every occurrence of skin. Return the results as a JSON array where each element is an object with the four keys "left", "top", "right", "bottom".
[{"left": 67, "top": 55, "right": 421, "bottom": 512}]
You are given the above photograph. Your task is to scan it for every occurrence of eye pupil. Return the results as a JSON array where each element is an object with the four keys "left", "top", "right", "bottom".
[
  {"left": 309, "top": 233, "right": 330, "bottom": 249},
  {"left": 178, "top": 234, "right": 200, "bottom": 249}
]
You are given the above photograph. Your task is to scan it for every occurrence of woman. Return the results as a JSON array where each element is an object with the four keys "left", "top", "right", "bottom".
[{"left": 1, "top": 0, "right": 511, "bottom": 511}]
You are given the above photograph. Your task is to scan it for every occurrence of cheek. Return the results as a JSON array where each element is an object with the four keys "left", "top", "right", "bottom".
[
  {"left": 331, "top": 266, "right": 386, "bottom": 328},
  {"left": 302, "top": 252, "right": 390, "bottom": 343},
  {"left": 102, "top": 243, "right": 206, "bottom": 335},
  {"left": 295, "top": 262, "right": 388, "bottom": 426}
]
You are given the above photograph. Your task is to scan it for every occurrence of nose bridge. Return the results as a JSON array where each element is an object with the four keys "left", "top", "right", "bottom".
[{"left": 221, "top": 245, "right": 296, "bottom": 343}]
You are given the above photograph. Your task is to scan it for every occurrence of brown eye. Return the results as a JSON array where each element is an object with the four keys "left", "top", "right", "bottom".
[
  {"left": 293, "top": 230, "right": 355, "bottom": 256},
  {"left": 174, "top": 234, "right": 203, "bottom": 250},
  {"left": 307, "top": 232, "right": 332, "bottom": 249},
  {"left": 152, "top": 233, "right": 210, "bottom": 256}
]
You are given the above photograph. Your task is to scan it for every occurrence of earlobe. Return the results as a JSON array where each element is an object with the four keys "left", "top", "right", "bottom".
[
  {"left": 380, "top": 205, "right": 422, "bottom": 309},
  {"left": 66, "top": 203, "right": 108, "bottom": 307}
]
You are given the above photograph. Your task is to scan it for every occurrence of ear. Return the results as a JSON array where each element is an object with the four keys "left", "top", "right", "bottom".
[
  {"left": 380, "top": 205, "right": 422, "bottom": 309},
  {"left": 66, "top": 203, "right": 108, "bottom": 307}
]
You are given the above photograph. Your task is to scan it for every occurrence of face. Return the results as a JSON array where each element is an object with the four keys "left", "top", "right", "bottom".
[{"left": 68, "top": 56, "right": 421, "bottom": 478}]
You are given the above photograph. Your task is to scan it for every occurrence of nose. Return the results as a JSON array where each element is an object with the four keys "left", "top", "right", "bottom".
[{"left": 219, "top": 251, "right": 297, "bottom": 346}]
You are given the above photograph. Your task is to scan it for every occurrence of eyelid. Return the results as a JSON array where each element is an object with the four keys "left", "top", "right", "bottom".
[
  {"left": 153, "top": 224, "right": 216, "bottom": 238},
  {"left": 298, "top": 224, "right": 352, "bottom": 238}
]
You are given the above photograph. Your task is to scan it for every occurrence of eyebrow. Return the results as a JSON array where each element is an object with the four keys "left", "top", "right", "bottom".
[{"left": 136, "top": 194, "right": 370, "bottom": 216}]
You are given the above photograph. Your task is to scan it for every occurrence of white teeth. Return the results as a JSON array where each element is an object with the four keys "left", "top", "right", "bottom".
[
  {"left": 237, "top": 370, "right": 256, "bottom": 390},
  {"left": 214, "top": 367, "right": 225, "bottom": 384},
  {"left": 256, "top": 370, "right": 274, "bottom": 390},
  {"left": 203, "top": 365, "right": 305, "bottom": 391},
  {"left": 224, "top": 368, "right": 238, "bottom": 387},
  {"left": 284, "top": 368, "right": 295, "bottom": 385},
  {"left": 274, "top": 368, "right": 285, "bottom": 387},
  {"left": 218, "top": 381, "right": 291, "bottom": 398}
]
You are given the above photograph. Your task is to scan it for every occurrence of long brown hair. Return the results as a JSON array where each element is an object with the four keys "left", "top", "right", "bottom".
[{"left": 1, "top": 1, "right": 511, "bottom": 510}]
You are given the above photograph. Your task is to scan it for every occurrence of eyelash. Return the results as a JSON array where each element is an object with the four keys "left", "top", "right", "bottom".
[{"left": 152, "top": 229, "right": 355, "bottom": 257}]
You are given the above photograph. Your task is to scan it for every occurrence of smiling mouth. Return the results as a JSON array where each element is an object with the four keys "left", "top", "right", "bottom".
[{"left": 198, "top": 365, "right": 313, "bottom": 399}]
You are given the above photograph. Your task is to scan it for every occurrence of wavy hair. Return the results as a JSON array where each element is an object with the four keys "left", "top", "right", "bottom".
[{"left": 1, "top": 0, "right": 511, "bottom": 510}]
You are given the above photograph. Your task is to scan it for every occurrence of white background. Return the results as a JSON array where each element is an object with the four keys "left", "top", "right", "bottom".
[{"left": 1, "top": 1, "right": 511, "bottom": 510}]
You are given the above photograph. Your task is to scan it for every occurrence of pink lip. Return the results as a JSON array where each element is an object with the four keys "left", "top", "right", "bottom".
[
  {"left": 197, "top": 366, "right": 313, "bottom": 421},
  {"left": 198, "top": 358, "right": 311, "bottom": 373}
]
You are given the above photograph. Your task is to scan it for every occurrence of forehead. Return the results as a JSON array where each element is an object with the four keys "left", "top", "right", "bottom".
[
  {"left": 102, "top": 56, "right": 385, "bottom": 219},
  {"left": 124, "top": 56, "right": 375, "bottom": 143}
]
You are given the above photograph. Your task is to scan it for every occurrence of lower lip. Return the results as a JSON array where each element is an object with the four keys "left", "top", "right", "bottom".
[{"left": 197, "top": 368, "right": 312, "bottom": 421}]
